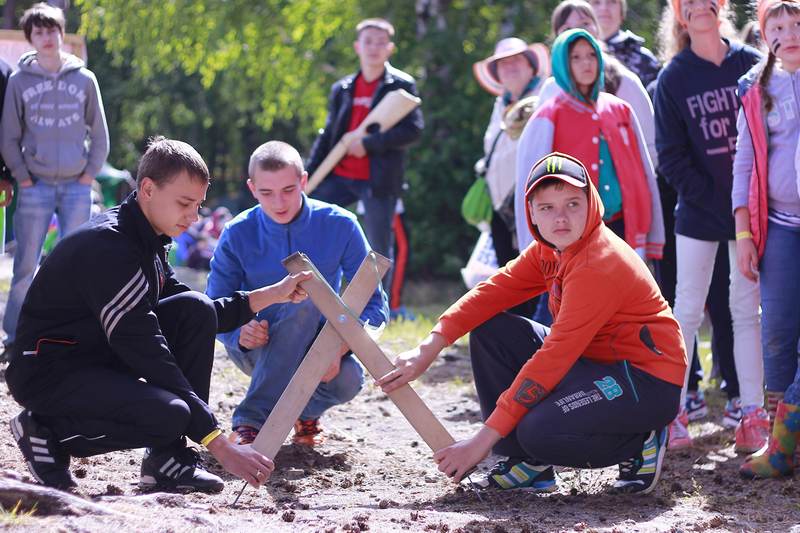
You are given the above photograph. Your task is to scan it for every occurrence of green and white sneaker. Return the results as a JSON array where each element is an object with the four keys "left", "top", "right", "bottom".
[
  {"left": 613, "top": 427, "right": 668, "bottom": 494},
  {"left": 472, "top": 457, "right": 556, "bottom": 491}
]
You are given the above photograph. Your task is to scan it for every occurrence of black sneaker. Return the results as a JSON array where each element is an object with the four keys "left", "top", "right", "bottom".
[
  {"left": 472, "top": 457, "right": 556, "bottom": 491},
  {"left": 613, "top": 427, "right": 668, "bottom": 494},
  {"left": 140, "top": 444, "right": 224, "bottom": 493},
  {"left": 9, "top": 410, "right": 76, "bottom": 490}
]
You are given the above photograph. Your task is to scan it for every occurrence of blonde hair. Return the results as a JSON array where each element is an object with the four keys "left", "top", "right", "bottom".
[
  {"left": 356, "top": 18, "right": 395, "bottom": 39},
  {"left": 657, "top": 2, "right": 739, "bottom": 63}
]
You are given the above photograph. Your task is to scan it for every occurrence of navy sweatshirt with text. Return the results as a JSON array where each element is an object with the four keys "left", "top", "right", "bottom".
[{"left": 654, "top": 40, "right": 761, "bottom": 241}]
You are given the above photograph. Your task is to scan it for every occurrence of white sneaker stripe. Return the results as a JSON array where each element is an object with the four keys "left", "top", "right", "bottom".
[
  {"left": 31, "top": 446, "right": 49, "bottom": 454},
  {"left": 178, "top": 465, "right": 191, "bottom": 477},
  {"left": 166, "top": 462, "right": 182, "bottom": 478},
  {"left": 33, "top": 455, "right": 55, "bottom": 463},
  {"left": 11, "top": 417, "right": 22, "bottom": 440},
  {"left": 29, "top": 436, "right": 47, "bottom": 445},
  {"left": 26, "top": 461, "right": 45, "bottom": 484},
  {"left": 159, "top": 457, "right": 175, "bottom": 474}
]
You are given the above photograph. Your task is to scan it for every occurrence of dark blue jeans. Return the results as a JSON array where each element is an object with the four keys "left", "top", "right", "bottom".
[
  {"left": 224, "top": 299, "right": 363, "bottom": 429},
  {"left": 469, "top": 312, "right": 681, "bottom": 468},
  {"left": 759, "top": 222, "right": 800, "bottom": 393}
]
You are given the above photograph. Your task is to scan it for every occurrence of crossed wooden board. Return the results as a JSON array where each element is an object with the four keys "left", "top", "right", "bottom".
[{"left": 251, "top": 252, "right": 455, "bottom": 461}]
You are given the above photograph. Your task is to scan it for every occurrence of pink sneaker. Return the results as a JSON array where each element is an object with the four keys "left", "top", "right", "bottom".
[
  {"left": 734, "top": 407, "right": 770, "bottom": 454},
  {"left": 668, "top": 409, "right": 692, "bottom": 450}
]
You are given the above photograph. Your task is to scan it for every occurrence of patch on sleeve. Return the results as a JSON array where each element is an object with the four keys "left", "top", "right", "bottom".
[{"left": 513, "top": 379, "right": 548, "bottom": 408}]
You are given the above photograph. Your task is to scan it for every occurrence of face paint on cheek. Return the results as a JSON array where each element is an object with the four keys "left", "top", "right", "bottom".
[
  {"left": 771, "top": 36, "right": 782, "bottom": 55},
  {"left": 708, "top": 1, "right": 718, "bottom": 17}
]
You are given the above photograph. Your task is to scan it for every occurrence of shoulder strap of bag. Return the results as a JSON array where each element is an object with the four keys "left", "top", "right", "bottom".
[{"left": 484, "top": 128, "right": 504, "bottom": 172}]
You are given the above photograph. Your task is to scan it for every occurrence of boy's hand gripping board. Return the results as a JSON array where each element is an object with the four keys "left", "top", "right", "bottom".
[
  {"left": 305, "top": 89, "right": 422, "bottom": 194},
  {"left": 278, "top": 252, "right": 455, "bottom": 453},
  {"left": 251, "top": 252, "right": 391, "bottom": 459}
]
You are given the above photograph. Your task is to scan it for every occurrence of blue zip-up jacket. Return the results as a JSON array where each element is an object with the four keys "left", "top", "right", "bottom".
[
  {"left": 654, "top": 40, "right": 761, "bottom": 241},
  {"left": 206, "top": 195, "right": 388, "bottom": 349}
]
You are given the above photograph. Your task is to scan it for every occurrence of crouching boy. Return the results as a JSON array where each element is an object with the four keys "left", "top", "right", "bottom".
[
  {"left": 206, "top": 141, "right": 387, "bottom": 447},
  {"left": 6, "top": 137, "right": 311, "bottom": 492},
  {"left": 378, "top": 152, "right": 687, "bottom": 494}
]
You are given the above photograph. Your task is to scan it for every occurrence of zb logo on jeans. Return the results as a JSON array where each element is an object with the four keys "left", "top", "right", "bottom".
[{"left": 594, "top": 376, "right": 623, "bottom": 400}]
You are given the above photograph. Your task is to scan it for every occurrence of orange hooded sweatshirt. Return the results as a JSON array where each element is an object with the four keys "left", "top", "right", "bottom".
[{"left": 433, "top": 174, "right": 687, "bottom": 437}]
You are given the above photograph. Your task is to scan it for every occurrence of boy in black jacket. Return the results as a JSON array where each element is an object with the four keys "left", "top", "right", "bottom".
[
  {"left": 6, "top": 137, "right": 311, "bottom": 492},
  {"left": 307, "top": 18, "right": 423, "bottom": 298}
]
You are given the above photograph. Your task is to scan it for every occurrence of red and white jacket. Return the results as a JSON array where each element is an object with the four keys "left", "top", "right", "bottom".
[
  {"left": 737, "top": 70, "right": 770, "bottom": 259},
  {"left": 515, "top": 91, "right": 664, "bottom": 259}
]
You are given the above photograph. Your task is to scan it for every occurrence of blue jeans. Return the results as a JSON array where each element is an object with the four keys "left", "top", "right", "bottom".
[
  {"left": 312, "top": 175, "right": 396, "bottom": 293},
  {"left": 3, "top": 180, "right": 92, "bottom": 343},
  {"left": 759, "top": 222, "right": 800, "bottom": 393},
  {"left": 224, "top": 299, "right": 364, "bottom": 429}
]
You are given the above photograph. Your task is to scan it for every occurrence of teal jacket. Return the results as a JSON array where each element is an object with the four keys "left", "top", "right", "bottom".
[{"left": 551, "top": 28, "right": 605, "bottom": 104}]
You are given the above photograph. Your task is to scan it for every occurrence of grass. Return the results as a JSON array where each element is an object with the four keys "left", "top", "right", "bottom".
[
  {"left": 382, "top": 313, "right": 437, "bottom": 348},
  {"left": 0, "top": 501, "right": 36, "bottom": 526}
]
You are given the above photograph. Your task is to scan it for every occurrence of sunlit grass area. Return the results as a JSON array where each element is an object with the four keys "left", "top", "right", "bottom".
[{"left": 0, "top": 501, "right": 36, "bottom": 526}]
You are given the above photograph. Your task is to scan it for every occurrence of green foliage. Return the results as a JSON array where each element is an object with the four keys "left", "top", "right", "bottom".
[
  {"left": 64, "top": 1, "right": 755, "bottom": 277},
  {"left": 76, "top": 0, "right": 357, "bottom": 134}
]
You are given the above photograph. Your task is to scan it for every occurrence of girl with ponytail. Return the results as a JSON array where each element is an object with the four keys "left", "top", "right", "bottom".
[
  {"left": 653, "top": 0, "right": 766, "bottom": 453},
  {"left": 733, "top": 0, "right": 800, "bottom": 479}
]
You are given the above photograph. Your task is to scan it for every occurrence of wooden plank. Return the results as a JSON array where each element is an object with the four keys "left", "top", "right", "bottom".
[
  {"left": 282, "top": 252, "right": 456, "bottom": 453},
  {"left": 251, "top": 252, "right": 391, "bottom": 460},
  {"left": 305, "top": 89, "right": 421, "bottom": 194}
]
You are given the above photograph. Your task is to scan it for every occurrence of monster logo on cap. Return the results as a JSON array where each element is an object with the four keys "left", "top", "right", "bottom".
[{"left": 525, "top": 152, "right": 590, "bottom": 200}]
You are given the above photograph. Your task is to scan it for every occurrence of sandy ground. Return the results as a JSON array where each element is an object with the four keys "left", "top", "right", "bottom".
[{"left": 0, "top": 258, "right": 797, "bottom": 532}]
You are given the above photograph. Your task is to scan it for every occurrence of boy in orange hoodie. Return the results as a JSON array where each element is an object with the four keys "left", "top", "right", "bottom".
[{"left": 378, "top": 152, "right": 686, "bottom": 494}]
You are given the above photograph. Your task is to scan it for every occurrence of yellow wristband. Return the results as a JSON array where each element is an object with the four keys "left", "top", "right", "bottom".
[
  {"left": 200, "top": 428, "right": 223, "bottom": 447},
  {"left": 735, "top": 231, "right": 753, "bottom": 241}
]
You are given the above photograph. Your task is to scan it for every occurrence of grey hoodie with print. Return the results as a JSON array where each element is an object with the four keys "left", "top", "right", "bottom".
[{"left": 0, "top": 51, "right": 109, "bottom": 183}]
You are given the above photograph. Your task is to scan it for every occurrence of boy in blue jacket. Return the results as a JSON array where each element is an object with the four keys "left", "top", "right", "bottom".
[{"left": 207, "top": 141, "right": 388, "bottom": 446}]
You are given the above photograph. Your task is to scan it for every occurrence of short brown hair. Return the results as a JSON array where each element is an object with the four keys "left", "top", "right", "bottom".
[
  {"left": 21, "top": 2, "right": 65, "bottom": 42},
  {"left": 137, "top": 136, "right": 209, "bottom": 187},
  {"left": 356, "top": 18, "right": 395, "bottom": 39},
  {"left": 551, "top": 0, "right": 600, "bottom": 37},
  {"left": 248, "top": 141, "right": 304, "bottom": 179}
]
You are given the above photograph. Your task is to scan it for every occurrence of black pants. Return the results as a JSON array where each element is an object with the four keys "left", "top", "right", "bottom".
[
  {"left": 490, "top": 212, "right": 536, "bottom": 318},
  {"left": 470, "top": 313, "right": 681, "bottom": 468},
  {"left": 22, "top": 291, "right": 217, "bottom": 457}
]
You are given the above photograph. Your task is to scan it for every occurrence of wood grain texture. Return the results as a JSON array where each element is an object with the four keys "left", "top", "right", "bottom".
[
  {"left": 251, "top": 253, "right": 391, "bottom": 459},
  {"left": 282, "top": 252, "right": 455, "bottom": 453}
]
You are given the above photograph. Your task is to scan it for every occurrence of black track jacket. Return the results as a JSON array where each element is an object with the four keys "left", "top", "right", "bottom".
[
  {"left": 6, "top": 193, "right": 254, "bottom": 443},
  {"left": 306, "top": 63, "right": 424, "bottom": 198}
]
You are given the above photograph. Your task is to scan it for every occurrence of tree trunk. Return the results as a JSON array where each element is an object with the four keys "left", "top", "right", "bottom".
[{"left": 3, "top": 0, "right": 16, "bottom": 30}]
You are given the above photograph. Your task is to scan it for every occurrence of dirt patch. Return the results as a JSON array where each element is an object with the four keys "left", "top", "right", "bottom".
[{"left": 0, "top": 344, "right": 797, "bottom": 532}]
